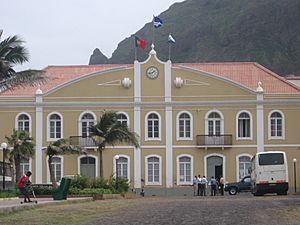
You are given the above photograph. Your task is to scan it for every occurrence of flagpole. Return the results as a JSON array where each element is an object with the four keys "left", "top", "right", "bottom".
[
  {"left": 135, "top": 46, "right": 137, "bottom": 61},
  {"left": 168, "top": 42, "right": 171, "bottom": 61},
  {"left": 152, "top": 16, "right": 155, "bottom": 45}
]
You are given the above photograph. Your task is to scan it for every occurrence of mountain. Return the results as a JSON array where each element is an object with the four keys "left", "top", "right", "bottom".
[
  {"left": 89, "top": 0, "right": 300, "bottom": 75},
  {"left": 89, "top": 48, "right": 108, "bottom": 64}
]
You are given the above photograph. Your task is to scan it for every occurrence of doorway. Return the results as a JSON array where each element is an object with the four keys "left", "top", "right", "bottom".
[
  {"left": 80, "top": 156, "right": 96, "bottom": 178},
  {"left": 206, "top": 155, "right": 223, "bottom": 180}
]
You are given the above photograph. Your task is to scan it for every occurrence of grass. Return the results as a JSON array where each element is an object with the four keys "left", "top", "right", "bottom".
[{"left": 0, "top": 199, "right": 141, "bottom": 225}]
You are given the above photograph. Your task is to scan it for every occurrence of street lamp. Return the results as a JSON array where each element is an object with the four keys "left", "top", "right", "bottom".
[
  {"left": 115, "top": 155, "right": 120, "bottom": 191},
  {"left": 293, "top": 158, "right": 297, "bottom": 193},
  {"left": 1, "top": 142, "right": 7, "bottom": 190}
]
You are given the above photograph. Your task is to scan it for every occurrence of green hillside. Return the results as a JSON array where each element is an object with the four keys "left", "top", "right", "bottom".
[{"left": 89, "top": 0, "right": 300, "bottom": 75}]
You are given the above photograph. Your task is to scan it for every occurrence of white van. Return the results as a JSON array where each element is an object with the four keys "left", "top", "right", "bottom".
[{"left": 250, "top": 151, "right": 289, "bottom": 196}]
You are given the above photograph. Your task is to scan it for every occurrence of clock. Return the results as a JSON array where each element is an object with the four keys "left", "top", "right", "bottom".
[{"left": 146, "top": 66, "right": 159, "bottom": 79}]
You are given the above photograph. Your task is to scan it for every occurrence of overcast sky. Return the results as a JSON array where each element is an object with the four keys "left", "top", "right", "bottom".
[{"left": 1, "top": 0, "right": 184, "bottom": 70}]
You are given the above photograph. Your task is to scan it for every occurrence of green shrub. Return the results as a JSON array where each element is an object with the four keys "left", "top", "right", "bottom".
[
  {"left": 0, "top": 190, "right": 18, "bottom": 198},
  {"left": 107, "top": 175, "right": 129, "bottom": 194},
  {"left": 69, "top": 187, "right": 112, "bottom": 195},
  {"left": 70, "top": 175, "right": 91, "bottom": 189},
  {"left": 30, "top": 186, "right": 53, "bottom": 195},
  {"left": 91, "top": 177, "right": 109, "bottom": 189}
]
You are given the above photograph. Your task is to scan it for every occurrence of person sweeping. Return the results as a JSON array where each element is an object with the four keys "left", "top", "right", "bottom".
[{"left": 18, "top": 171, "right": 32, "bottom": 203}]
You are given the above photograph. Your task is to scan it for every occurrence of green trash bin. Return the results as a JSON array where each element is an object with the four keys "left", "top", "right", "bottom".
[{"left": 52, "top": 177, "right": 72, "bottom": 200}]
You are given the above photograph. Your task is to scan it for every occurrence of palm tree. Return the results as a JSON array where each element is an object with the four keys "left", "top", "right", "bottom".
[
  {"left": 89, "top": 111, "right": 140, "bottom": 177},
  {"left": 46, "top": 139, "right": 85, "bottom": 188},
  {"left": 0, "top": 30, "right": 47, "bottom": 91},
  {"left": 5, "top": 129, "right": 34, "bottom": 182}
]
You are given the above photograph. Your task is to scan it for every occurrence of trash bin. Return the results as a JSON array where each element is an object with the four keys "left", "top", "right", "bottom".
[{"left": 52, "top": 177, "right": 72, "bottom": 200}]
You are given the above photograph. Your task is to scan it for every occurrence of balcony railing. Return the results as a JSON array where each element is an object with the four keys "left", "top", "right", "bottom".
[
  {"left": 196, "top": 135, "right": 232, "bottom": 147},
  {"left": 69, "top": 136, "right": 97, "bottom": 148}
]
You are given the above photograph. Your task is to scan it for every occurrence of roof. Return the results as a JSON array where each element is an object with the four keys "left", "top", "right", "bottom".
[
  {"left": 0, "top": 62, "right": 299, "bottom": 97},
  {"left": 175, "top": 62, "right": 300, "bottom": 94}
]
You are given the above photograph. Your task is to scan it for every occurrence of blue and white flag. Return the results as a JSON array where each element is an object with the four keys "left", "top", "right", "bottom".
[
  {"left": 153, "top": 16, "right": 163, "bottom": 28},
  {"left": 168, "top": 34, "right": 176, "bottom": 44}
]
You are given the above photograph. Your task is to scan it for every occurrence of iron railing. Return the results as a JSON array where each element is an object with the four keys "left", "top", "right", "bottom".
[
  {"left": 69, "top": 136, "right": 97, "bottom": 147},
  {"left": 196, "top": 135, "right": 232, "bottom": 146}
]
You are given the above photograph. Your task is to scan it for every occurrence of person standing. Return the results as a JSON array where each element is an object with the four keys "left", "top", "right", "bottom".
[
  {"left": 197, "top": 174, "right": 202, "bottom": 196},
  {"left": 219, "top": 176, "right": 225, "bottom": 196},
  {"left": 201, "top": 175, "right": 208, "bottom": 196},
  {"left": 210, "top": 176, "right": 217, "bottom": 196},
  {"left": 193, "top": 175, "right": 198, "bottom": 196},
  {"left": 18, "top": 171, "right": 32, "bottom": 203}
]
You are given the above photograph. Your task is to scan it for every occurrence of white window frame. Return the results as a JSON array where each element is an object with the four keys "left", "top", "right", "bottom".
[
  {"left": 145, "top": 111, "right": 161, "bottom": 141},
  {"left": 204, "top": 110, "right": 224, "bottom": 135},
  {"left": 145, "top": 154, "right": 162, "bottom": 186},
  {"left": 77, "top": 155, "right": 98, "bottom": 178},
  {"left": 116, "top": 111, "right": 130, "bottom": 127},
  {"left": 268, "top": 110, "right": 285, "bottom": 140},
  {"left": 236, "top": 154, "right": 252, "bottom": 182},
  {"left": 176, "top": 111, "right": 193, "bottom": 141},
  {"left": 78, "top": 111, "right": 96, "bottom": 136},
  {"left": 20, "top": 157, "right": 32, "bottom": 176},
  {"left": 47, "top": 112, "right": 63, "bottom": 141},
  {"left": 236, "top": 110, "right": 253, "bottom": 140},
  {"left": 113, "top": 154, "right": 130, "bottom": 183},
  {"left": 46, "top": 155, "right": 64, "bottom": 184},
  {"left": 15, "top": 112, "right": 32, "bottom": 135},
  {"left": 176, "top": 154, "right": 193, "bottom": 185}
]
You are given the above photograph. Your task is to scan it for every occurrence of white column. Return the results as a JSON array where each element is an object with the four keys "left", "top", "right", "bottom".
[
  {"left": 35, "top": 88, "right": 43, "bottom": 183},
  {"left": 134, "top": 60, "right": 141, "bottom": 188},
  {"left": 256, "top": 87, "right": 264, "bottom": 153},
  {"left": 165, "top": 60, "right": 173, "bottom": 187}
]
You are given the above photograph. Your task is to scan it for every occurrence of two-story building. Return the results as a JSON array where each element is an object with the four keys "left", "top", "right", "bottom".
[{"left": 0, "top": 45, "right": 299, "bottom": 194}]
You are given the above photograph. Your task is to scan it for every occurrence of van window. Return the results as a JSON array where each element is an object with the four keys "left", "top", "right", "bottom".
[{"left": 258, "top": 153, "right": 284, "bottom": 165}]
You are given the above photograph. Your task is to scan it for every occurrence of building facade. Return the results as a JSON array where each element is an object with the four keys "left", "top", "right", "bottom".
[{"left": 1, "top": 46, "right": 300, "bottom": 193}]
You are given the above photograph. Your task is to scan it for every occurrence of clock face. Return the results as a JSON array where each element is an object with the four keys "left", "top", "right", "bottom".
[{"left": 146, "top": 66, "right": 159, "bottom": 79}]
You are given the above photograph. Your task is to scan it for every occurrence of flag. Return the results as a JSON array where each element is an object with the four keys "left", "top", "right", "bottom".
[
  {"left": 153, "top": 16, "right": 163, "bottom": 28},
  {"left": 135, "top": 36, "right": 146, "bottom": 49},
  {"left": 168, "top": 34, "right": 176, "bottom": 44}
]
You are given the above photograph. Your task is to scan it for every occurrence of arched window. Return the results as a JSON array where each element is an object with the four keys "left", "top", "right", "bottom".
[
  {"left": 146, "top": 112, "right": 160, "bottom": 140},
  {"left": 48, "top": 113, "right": 62, "bottom": 140},
  {"left": 237, "top": 112, "right": 251, "bottom": 139},
  {"left": 20, "top": 158, "right": 30, "bottom": 176},
  {"left": 16, "top": 113, "right": 31, "bottom": 133},
  {"left": 117, "top": 113, "right": 128, "bottom": 127},
  {"left": 238, "top": 156, "right": 251, "bottom": 180},
  {"left": 269, "top": 111, "right": 284, "bottom": 138},
  {"left": 80, "top": 113, "right": 95, "bottom": 137},
  {"left": 208, "top": 112, "right": 221, "bottom": 136},
  {"left": 115, "top": 156, "right": 129, "bottom": 180},
  {"left": 145, "top": 155, "right": 161, "bottom": 185},
  {"left": 177, "top": 112, "right": 192, "bottom": 139},
  {"left": 51, "top": 156, "right": 63, "bottom": 182},
  {"left": 177, "top": 155, "right": 193, "bottom": 185}
]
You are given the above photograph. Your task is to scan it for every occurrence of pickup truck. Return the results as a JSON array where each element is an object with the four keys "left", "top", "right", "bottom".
[{"left": 224, "top": 176, "right": 251, "bottom": 195}]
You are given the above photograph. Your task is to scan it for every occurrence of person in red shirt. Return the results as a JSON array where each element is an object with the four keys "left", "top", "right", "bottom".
[{"left": 18, "top": 171, "right": 32, "bottom": 202}]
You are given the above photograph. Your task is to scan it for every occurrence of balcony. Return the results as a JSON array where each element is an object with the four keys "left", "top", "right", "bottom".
[
  {"left": 196, "top": 135, "right": 232, "bottom": 148},
  {"left": 69, "top": 136, "right": 97, "bottom": 148}
]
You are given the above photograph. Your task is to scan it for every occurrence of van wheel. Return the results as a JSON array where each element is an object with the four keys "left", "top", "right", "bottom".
[{"left": 229, "top": 187, "right": 237, "bottom": 195}]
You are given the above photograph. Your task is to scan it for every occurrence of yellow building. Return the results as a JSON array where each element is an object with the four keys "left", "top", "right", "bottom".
[{"left": 0, "top": 45, "right": 299, "bottom": 194}]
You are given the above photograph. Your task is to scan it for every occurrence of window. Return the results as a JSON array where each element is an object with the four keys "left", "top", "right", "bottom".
[
  {"left": 117, "top": 113, "right": 128, "bottom": 127},
  {"left": 80, "top": 113, "right": 95, "bottom": 137},
  {"left": 17, "top": 114, "right": 30, "bottom": 132},
  {"left": 238, "top": 156, "right": 251, "bottom": 180},
  {"left": 116, "top": 157, "right": 128, "bottom": 179},
  {"left": 270, "top": 112, "right": 283, "bottom": 138},
  {"left": 20, "top": 158, "right": 30, "bottom": 176},
  {"left": 146, "top": 156, "right": 161, "bottom": 185},
  {"left": 49, "top": 113, "right": 62, "bottom": 139},
  {"left": 259, "top": 153, "right": 284, "bottom": 166},
  {"left": 51, "top": 157, "right": 62, "bottom": 182},
  {"left": 208, "top": 112, "right": 221, "bottom": 136},
  {"left": 237, "top": 112, "right": 251, "bottom": 139},
  {"left": 177, "top": 112, "right": 192, "bottom": 139},
  {"left": 146, "top": 112, "right": 160, "bottom": 140},
  {"left": 177, "top": 156, "right": 192, "bottom": 185}
]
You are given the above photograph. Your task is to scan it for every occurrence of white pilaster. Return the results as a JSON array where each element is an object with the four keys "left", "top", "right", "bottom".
[
  {"left": 134, "top": 60, "right": 141, "bottom": 188},
  {"left": 35, "top": 88, "right": 43, "bottom": 183},
  {"left": 256, "top": 83, "right": 264, "bottom": 153},
  {"left": 165, "top": 60, "right": 173, "bottom": 187}
]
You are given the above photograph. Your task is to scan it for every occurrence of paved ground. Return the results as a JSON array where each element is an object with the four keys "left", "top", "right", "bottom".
[{"left": 86, "top": 194, "right": 300, "bottom": 225}]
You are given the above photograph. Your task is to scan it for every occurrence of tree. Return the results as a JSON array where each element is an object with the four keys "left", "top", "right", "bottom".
[
  {"left": 0, "top": 30, "right": 48, "bottom": 91},
  {"left": 5, "top": 129, "right": 34, "bottom": 182},
  {"left": 46, "top": 139, "right": 85, "bottom": 188},
  {"left": 89, "top": 111, "right": 140, "bottom": 177}
]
